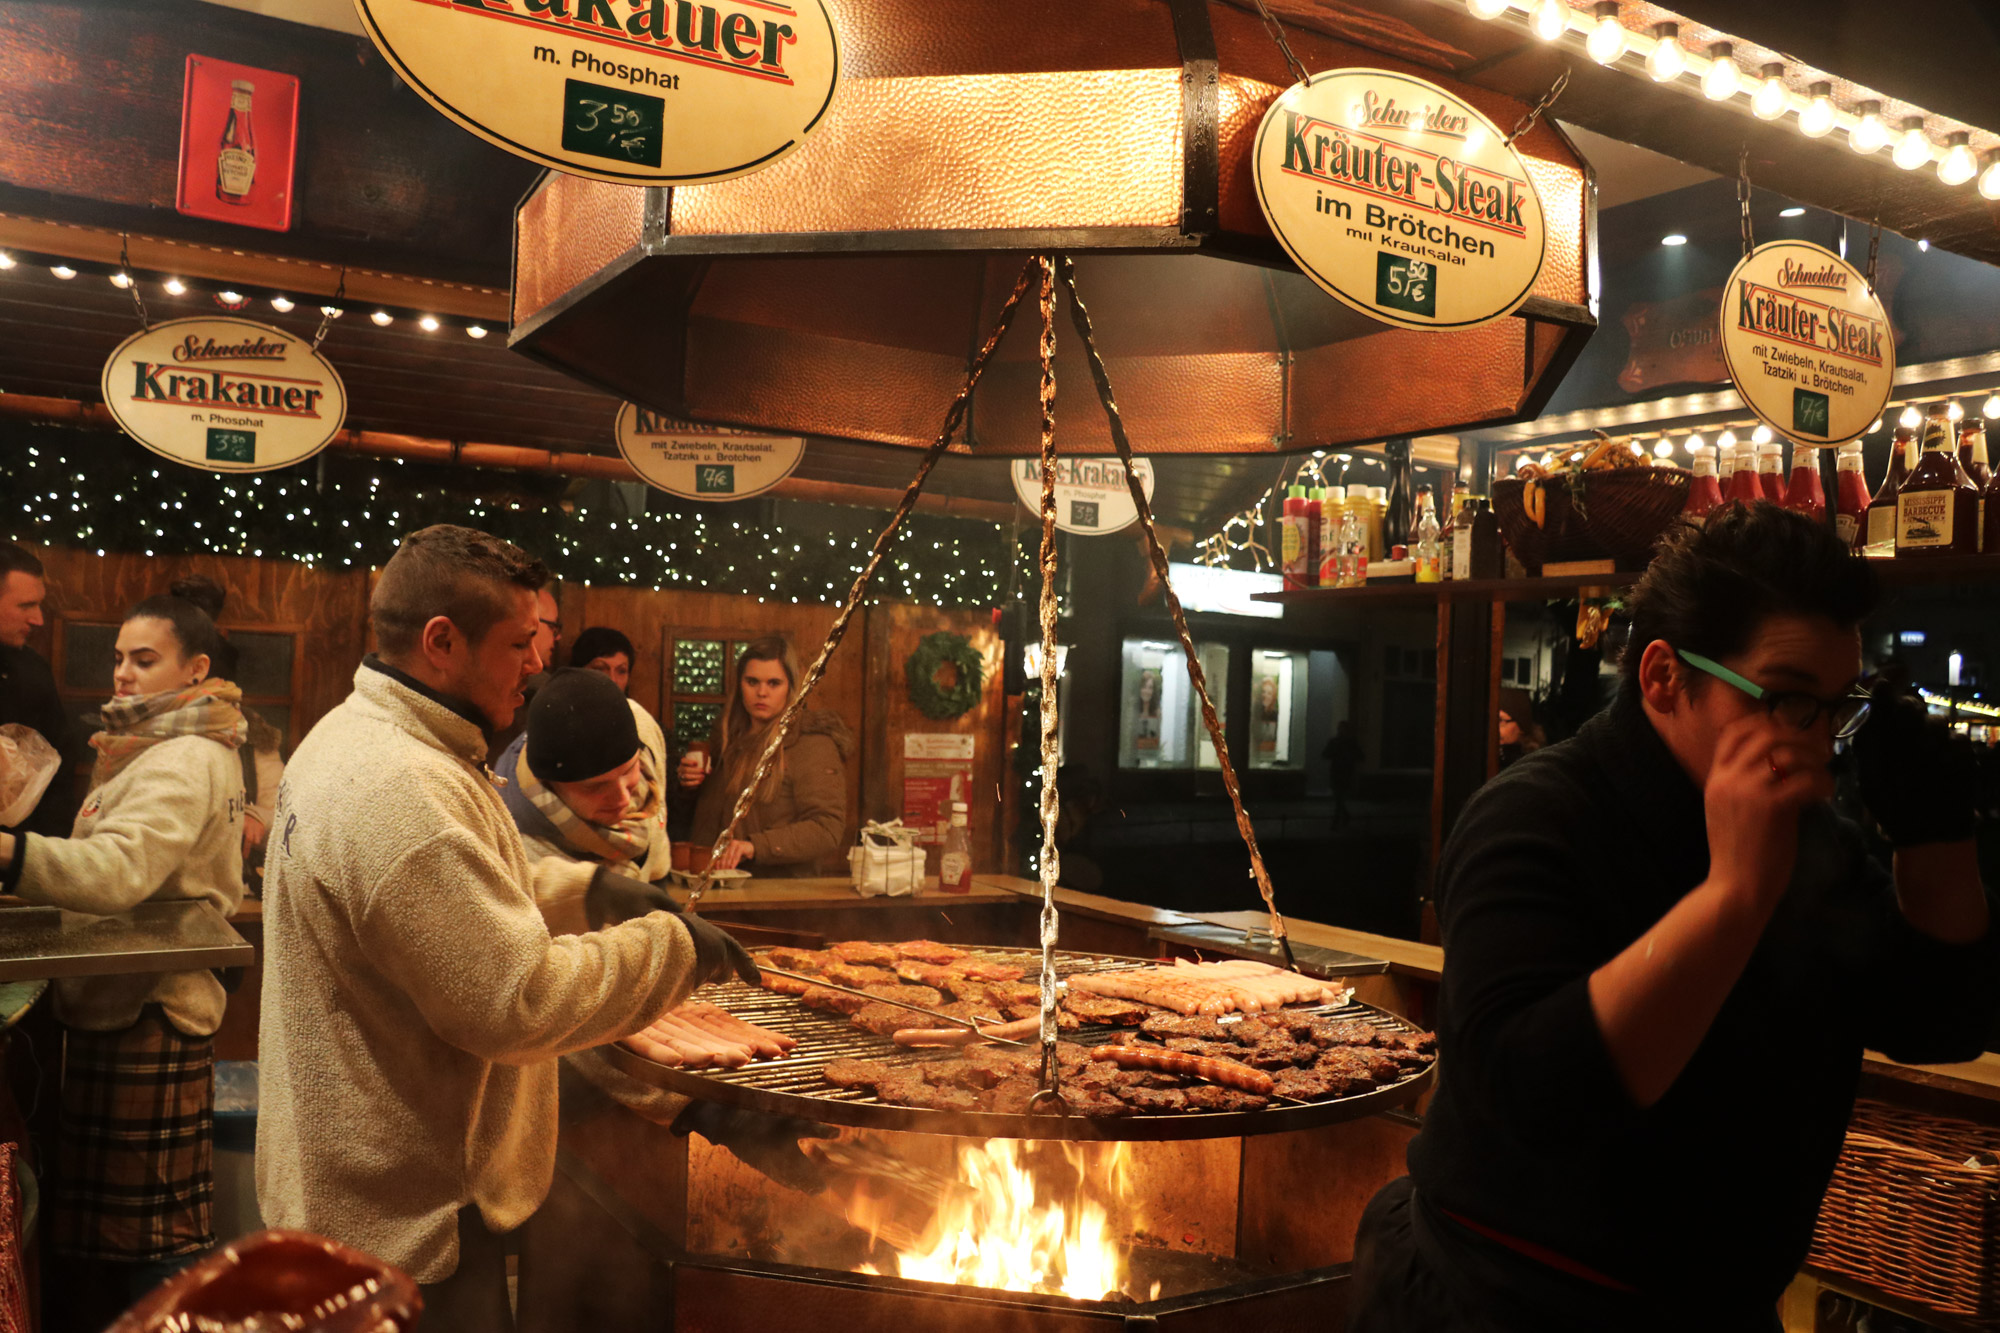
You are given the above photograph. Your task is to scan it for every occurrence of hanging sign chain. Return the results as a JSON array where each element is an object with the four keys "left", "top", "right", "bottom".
[
  {"left": 1248, "top": 0, "right": 1310, "bottom": 87},
  {"left": 118, "top": 236, "right": 149, "bottom": 331},
  {"left": 1865, "top": 217, "right": 1883, "bottom": 294},
  {"left": 1737, "top": 146, "right": 1756, "bottom": 257},
  {"left": 311, "top": 270, "right": 347, "bottom": 351},
  {"left": 687, "top": 259, "right": 1041, "bottom": 907},
  {"left": 1028, "top": 254, "right": 1068, "bottom": 1114},
  {"left": 1504, "top": 67, "right": 1570, "bottom": 147},
  {"left": 1056, "top": 256, "right": 1301, "bottom": 971}
]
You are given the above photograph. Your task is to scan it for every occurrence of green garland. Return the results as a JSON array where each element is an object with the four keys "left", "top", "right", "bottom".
[{"left": 905, "top": 631, "right": 983, "bottom": 719}]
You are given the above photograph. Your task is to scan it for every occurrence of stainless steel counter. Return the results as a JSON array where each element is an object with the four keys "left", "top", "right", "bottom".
[{"left": 0, "top": 900, "right": 254, "bottom": 982}]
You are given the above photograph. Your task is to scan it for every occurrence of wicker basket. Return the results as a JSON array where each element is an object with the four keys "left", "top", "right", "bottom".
[
  {"left": 1808, "top": 1099, "right": 2000, "bottom": 1327},
  {"left": 1492, "top": 466, "right": 1692, "bottom": 572}
]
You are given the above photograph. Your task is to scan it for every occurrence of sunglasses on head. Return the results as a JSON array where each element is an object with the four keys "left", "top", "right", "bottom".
[{"left": 1675, "top": 649, "right": 1874, "bottom": 739}]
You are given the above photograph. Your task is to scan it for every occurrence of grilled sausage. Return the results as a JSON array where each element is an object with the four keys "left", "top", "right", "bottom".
[
  {"left": 619, "top": 1028, "right": 685, "bottom": 1067},
  {"left": 655, "top": 1014, "right": 752, "bottom": 1068},
  {"left": 681, "top": 1004, "right": 792, "bottom": 1057},
  {"left": 892, "top": 1014, "right": 1042, "bottom": 1047},
  {"left": 1088, "top": 1044, "right": 1276, "bottom": 1095}
]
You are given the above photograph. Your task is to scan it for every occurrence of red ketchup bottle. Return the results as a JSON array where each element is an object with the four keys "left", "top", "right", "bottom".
[
  {"left": 1682, "top": 449, "right": 1724, "bottom": 522},
  {"left": 1782, "top": 441, "right": 1826, "bottom": 523},
  {"left": 1724, "top": 439, "right": 1764, "bottom": 505},
  {"left": 1833, "top": 444, "right": 1870, "bottom": 552},
  {"left": 1756, "top": 441, "right": 1786, "bottom": 502},
  {"left": 1304, "top": 487, "right": 1323, "bottom": 587}
]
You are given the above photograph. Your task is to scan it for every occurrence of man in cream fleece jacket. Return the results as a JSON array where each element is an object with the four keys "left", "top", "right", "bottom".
[{"left": 257, "top": 526, "right": 753, "bottom": 1330}]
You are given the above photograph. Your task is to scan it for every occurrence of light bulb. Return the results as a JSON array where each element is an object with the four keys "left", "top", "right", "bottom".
[
  {"left": 1645, "top": 23, "right": 1685, "bottom": 80},
  {"left": 163, "top": 277, "right": 186, "bottom": 295},
  {"left": 109, "top": 271, "right": 132, "bottom": 289},
  {"left": 419, "top": 314, "right": 440, "bottom": 332},
  {"left": 319, "top": 304, "right": 344, "bottom": 319},
  {"left": 1983, "top": 396, "right": 2000, "bottom": 420},
  {"left": 1717, "top": 430, "right": 1738, "bottom": 450},
  {"left": 466, "top": 324, "right": 489, "bottom": 339},
  {"left": 1752, "top": 64, "right": 1787, "bottom": 120},
  {"left": 1939, "top": 133, "right": 1977, "bottom": 186},
  {"left": 1530, "top": 0, "right": 1568, "bottom": 41},
  {"left": 1799, "top": 82, "right": 1835, "bottom": 137},
  {"left": 1661, "top": 233, "right": 1688, "bottom": 246},
  {"left": 0, "top": 251, "right": 13, "bottom": 269},
  {"left": 1850, "top": 102, "right": 1887, "bottom": 154},
  {"left": 1702, "top": 44, "right": 1740, "bottom": 100},
  {"left": 1899, "top": 405, "right": 1922, "bottom": 429},
  {"left": 370, "top": 310, "right": 393, "bottom": 326},
  {"left": 270, "top": 295, "right": 295, "bottom": 312},
  {"left": 1586, "top": 3, "right": 1624, "bottom": 63},
  {"left": 1869, "top": 418, "right": 1882, "bottom": 432},
  {"left": 1685, "top": 434, "right": 1705, "bottom": 453},
  {"left": 1948, "top": 400, "right": 1965, "bottom": 422},
  {"left": 1892, "top": 117, "right": 1930, "bottom": 170},
  {"left": 218, "top": 290, "right": 243, "bottom": 303},
  {"left": 1467, "top": 0, "right": 1509, "bottom": 16},
  {"left": 1653, "top": 440, "right": 1674, "bottom": 459},
  {"left": 49, "top": 265, "right": 75, "bottom": 280}
]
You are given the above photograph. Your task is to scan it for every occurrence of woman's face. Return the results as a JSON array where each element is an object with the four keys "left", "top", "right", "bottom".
[
  {"left": 1258, "top": 677, "right": 1279, "bottom": 710},
  {"left": 113, "top": 617, "right": 205, "bottom": 699},
  {"left": 1138, "top": 672, "right": 1157, "bottom": 705},
  {"left": 585, "top": 652, "right": 632, "bottom": 694},
  {"left": 740, "top": 656, "right": 792, "bottom": 722},
  {"left": 1497, "top": 711, "right": 1522, "bottom": 746}
]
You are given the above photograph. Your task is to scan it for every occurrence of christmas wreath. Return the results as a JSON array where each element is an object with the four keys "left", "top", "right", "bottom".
[{"left": 905, "top": 631, "right": 984, "bottom": 719}]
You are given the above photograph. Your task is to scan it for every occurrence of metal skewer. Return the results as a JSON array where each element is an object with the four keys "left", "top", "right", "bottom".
[{"left": 752, "top": 964, "right": 1038, "bottom": 1048}]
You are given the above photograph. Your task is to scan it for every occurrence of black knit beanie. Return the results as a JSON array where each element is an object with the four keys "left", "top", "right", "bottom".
[{"left": 526, "top": 668, "right": 641, "bottom": 782}]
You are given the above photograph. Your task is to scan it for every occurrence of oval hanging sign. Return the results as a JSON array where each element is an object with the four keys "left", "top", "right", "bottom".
[
  {"left": 100, "top": 316, "right": 347, "bottom": 474},
  {"left": 1719, "top": 240, "right": 1894, "bottom": 447},
  {"left": 1010, "top": 457, "right": 1157, "bottom": 536},
  {"left": 1253, "top": 68, "right": 1546, "bottom": 331},
  {"left": 614, "top": 403, "right": 805, "bottom": 500},
  {"left": 352, "top": 0, "right": 840, "bottom": 186}
]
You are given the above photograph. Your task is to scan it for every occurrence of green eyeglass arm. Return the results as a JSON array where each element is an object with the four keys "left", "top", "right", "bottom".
[{"left": 1675, "top": 649, "right": 1765, "bottom": 699}]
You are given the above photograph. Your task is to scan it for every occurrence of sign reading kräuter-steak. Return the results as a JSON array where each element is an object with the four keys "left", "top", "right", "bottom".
[
  {"left": 1719, "top": 241, "right": 1893, "bottom": 447},
  {"left": 353, "top": 0, "right": 839, "bottom": 186},
  {"left": 614, "top": 403, "right": 804, "bottom": 500},
  {"left": 1253, "top": 69, "right": 1546, "bottom": 331},
  {"left": 100, "top": 316, "right": 347, "bottom": 474}
]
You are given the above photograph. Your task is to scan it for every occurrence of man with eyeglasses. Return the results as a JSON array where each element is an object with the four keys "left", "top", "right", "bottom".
[{"left": 1352, "top": 503, "right": 1996, "bottom": 1333}]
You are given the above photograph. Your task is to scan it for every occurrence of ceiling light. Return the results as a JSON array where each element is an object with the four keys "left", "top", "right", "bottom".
[
  {"left": 1947, "top": 400, "right": 1965, "bottom": 422},
  {"left": 1702, "top": 43, "right": 1740, "bottom": 100},
  {"left": 1752, "top": 64, "right": 1788, "bottom": 120},
  {"left": 1645, "top": 23, "right": 1685, "bottom": 81},
  {"left": 1530, "top": 0, "right": 1568, "bottom": 42},
  {"left": 1799, "top": 82, "right": 1836, "bottom": 138},
  {"left": 1585, "top": 3, "right": 1624, "bottom": 63},
  {"left": 418, "top": 314, "right": 440, "bottom": 332},
  {"left": 1893, "top": 117, "right": 1931, "bottom": 170},
  {"left": 1899, "top": 405, "right": 1923, "bottom": 429},
  {"left": 164, "top": 277, "right": 188, "bottom": 295},
  {"left": 1850, "top": 101, "right": 1887, "bottom": 154},
  {"left": 1983, "top": 396, "right": 2000, "bottom": 420},
  {"left": 370, "top": 310, "right": 393, "bottom": 326},
  {"left": 466, "top": 324, "right": 489, "bottom": 339},
  {"left": 1939, "top": 132, "right": 1978, "bottom": 186},
  {"left": 1467, "top": 0, "right": 1510, "bottom": 17},
  {"left": 1918, "top": 238, "right": 1930, "bottom": 252},
  {"left": 0, "top": 251, "right": 14, "bottom": 270},
  {"left": 109, "top": 271, "right": 132, "bottom": 289},
  {"left": 50, "top": 265, "right": 76, "bottom": 280},
  {"left": 1751, "top": 424, "right": 1773, "bottom": 444},
  {"left": 1685, "top": 434, "right": 1705, "bottom": 453},
  {"left": 1779, "top": 206, "right": 1805, "bottom": 218},
  {"left": 1652, "top": 440, "right": 1674, "bottom": 459},
  {"left": 1869, "top": 417, "right": 1882, "bottom": 432},
  {"left": 269, "top": 294, "right": 295, "bottom": 313},
  {"left": 1717, "top": 429, "right": 1738, "bottom": 450},
  {"left": 218, "top": 290, "right": 243, "bottom": 303},
  {"left": 1981, "top": 152, "right": 2000, "bottom": 200},
  {"left": 1660, "top": 233, "right": 1688, "bottom": 246}
]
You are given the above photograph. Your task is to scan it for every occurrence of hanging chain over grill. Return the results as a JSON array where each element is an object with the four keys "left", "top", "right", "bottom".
[
  {"left": 311, "top": 271, "right": 346, "bottom": 352},
  {"left": 1247, "top": 0, "right": 1310, "bottom": 88},
  {"left": 118, "top": 236, "right": 148, "bottom": 330},
  {"left": 1056, "top": 257, "right": 1299, "bottom": 971},
  {"left": 1504, "top": 67, "right": 1569, "bottom": 148},
  {"left": 1028, "top": 255, "right": 1069, "bottom": 1113},
  {"left": 1738, "top": 145, "right": 1756, "bottom": 258},
  {"left": 1865, "top": 218, "right": 1883, "bottom": 294},
  {"left": 691, "top": 259, "right": 1041, "bottom": 905}
]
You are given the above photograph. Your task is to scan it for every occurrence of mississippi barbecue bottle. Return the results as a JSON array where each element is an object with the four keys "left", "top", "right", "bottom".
[
  {"left": 216, "top": 80, "right": 257, "bottom": 204},
  {"left": 1895, "top": 411, "right": 1981, "bottom": 556}
]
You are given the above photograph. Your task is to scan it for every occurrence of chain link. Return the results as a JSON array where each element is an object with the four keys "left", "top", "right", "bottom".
[
  {"left": 1865, "top": 218, "right": 1882, "bottom": 294},
  {"left": 310, "top": 270, "right": 346, "bottom": 351},
  {"left": 118, "top": 236, "right": 148, "bottom": 330},
  {"left": 1248, "top": 0, "right": 1310, "bottom": 87},
  {"left": 1737, "top": 145, "right": 1755, "bottom": 257},
  {"left": 1504, "top": 66, "right": 1570, "bottom": 147}
]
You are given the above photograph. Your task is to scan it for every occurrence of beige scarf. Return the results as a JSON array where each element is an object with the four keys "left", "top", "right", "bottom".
[{"left": 89, "top": 679, "right": 247, "bottom": 790}]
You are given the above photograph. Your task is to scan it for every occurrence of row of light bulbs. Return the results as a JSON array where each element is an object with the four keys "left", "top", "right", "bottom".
[
  {"left": 1514, "top": 398, "right": 2000, "bottom": 468},
  {"left": 0, "top": 249, "right": 493, "bottom": 338},
  {"left": 1465, "top": 0, "right": 2000, "bottom": 198}
]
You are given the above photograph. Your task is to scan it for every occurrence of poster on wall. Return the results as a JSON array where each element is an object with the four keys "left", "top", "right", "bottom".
[
  {"left": 1719, "top": 240, "right": 1894, "bottom": 446},
  {"left": 100, "top": 316, "right": 347, "bottom": 474},
  {"left": 352, "top": 0, "right": 840, "bottom": 186},
  {"left": 614, "top": 403, "right": 805, "bottom": 500},
  {"left": 1010, "top": 457, "right": 1156, "bottom": 535},
  {"left": 1252, "top": 68, "right": 1546, "bottom": 331},
  {"left": 177, "top": 55, "right": 300, "bottom": 232},
  {"left": 901, "top": 733, "right": 974, "bottom": 846}
]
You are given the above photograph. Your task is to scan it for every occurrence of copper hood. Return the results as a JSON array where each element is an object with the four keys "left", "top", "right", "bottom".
[{"left": 508, "top": 0, "right": 1598, "bottom": 457}]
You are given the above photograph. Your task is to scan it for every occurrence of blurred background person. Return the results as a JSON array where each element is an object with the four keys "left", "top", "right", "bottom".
[
  {"left": 571, "top": 626, "right": 635, "bottom": 696},
  {"left": 0, "top": 542, "right": 79, "bottom": 838}
]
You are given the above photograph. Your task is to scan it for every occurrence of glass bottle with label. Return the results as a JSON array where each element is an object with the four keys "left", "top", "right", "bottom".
[
  {"left": 1895, "top": 412, "right": 1981, "bottom": 556},
  {"left": 1338, "top": 503, "right": 1368, "bottom": 587},
  {"left": 1833, "top": 444, "right": 1869, "bottom": 552},
  {"left": 940, "top": 802, "right": 972, "bottom": 893},
  {"left": 1959, "top": 422, "right": 1991, "bottom": 551},
  {"left": 1281, "top": 485, "right": 1308, "bottom": 589},
  {"left": 1683, "top": 450, "right": 1724, "bottom": 522},
  {"left": 1414, "top": 488, "right": 1442, "bottom": 582},
  {"left": 1864, "top": 426, "right": 1916, "bottom": 554},
  {"left": 1781, "top": 441, "right": 1826, "bottom": 523},
  {"left": 1756, "top": 441, "right": 1786, "bottom": 502},
  {"left": 1318, "top": 485, "right": 1345, "bottom": 587},
  {"left": 1469, "top": 498, "right": 1503, "bottom": 579},
  {"left": 216, "top": 80, "right": 257, "bottom": 204},
  {"left": 1303, "top": 487, "right": 1323, "bottom": 588},
  {"left": 1384, "top": 440, "right": 1414, "bottom": 553},
  {"left": 1725, "top": 441, "right": 1764, "bottom": 505}
]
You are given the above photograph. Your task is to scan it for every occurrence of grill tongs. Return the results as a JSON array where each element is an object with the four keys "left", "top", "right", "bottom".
[{"left": 754, "top": 964, "right": 1037, "bottom": 1048}]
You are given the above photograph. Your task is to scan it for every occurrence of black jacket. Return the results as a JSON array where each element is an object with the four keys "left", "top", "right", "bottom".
[
  {"left": 1407, "top": 688, "right": 1999, "bottom": 1327},
  {"left": 0, "top": 643, "right": 78, "bottom": 838}
]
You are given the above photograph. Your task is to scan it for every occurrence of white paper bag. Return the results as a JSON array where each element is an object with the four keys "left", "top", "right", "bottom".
[
  {"left": 0, "top": 724, "right": 60, "bottom": 828},
  {"left": 849, "top": 820, "right": 926, "bottom": 898}
]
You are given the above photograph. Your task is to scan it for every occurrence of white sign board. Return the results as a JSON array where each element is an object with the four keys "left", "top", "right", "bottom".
[
  {"left": 353, "top": 0, "right": 840, "bottom": 186},
  {"left": 1167, "top": 562, "right": 1285, "bottom": 620},
  {"left": 100, "top": 316, "right": 346, "bottom": 473},
  {"left": 1011, "top": 457, "right": 1156, "bottom": 535},
  {"left": 1719, "top": 240, "right": 1894, "bottom": 447},
  {"left": 1253, "top": 68, "right": 1546, "bottom": 330},
  {"left": 614, "top": 403, "right": 804, "bottom": 500}
]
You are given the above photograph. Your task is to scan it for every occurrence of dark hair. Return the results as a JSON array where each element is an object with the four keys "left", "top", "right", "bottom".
[
  {"left": 0, "top": 543, "right": 43, "bottom": 580},
  {"left": 371, "top": 525, "right": 548, "bottom": 659},
  {"left": 570, "top": 626, "right": 635, "bottom": 669},
  {"left": 169, "top": 574, "right": 227, "bottom": 620},
  {"left": 125, "top": 595, "right": 225, "bottom": 670},
  {"left": 1620, "top": 503, "right": 1880, "bottom": 687}
]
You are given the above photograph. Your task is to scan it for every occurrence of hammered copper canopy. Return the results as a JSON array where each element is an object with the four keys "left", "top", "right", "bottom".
[{"left": 509, "top": 0, "right": 1598, "bottom": 457}]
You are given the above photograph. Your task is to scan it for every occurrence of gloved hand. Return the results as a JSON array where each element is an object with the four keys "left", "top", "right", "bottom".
[
  {"left": 1851, "top": 686, "right": 1979, "bottom": 847},
  {"left": 584, "top": 866, "right": 679, "bottom": 930},
  {"left": 672, "top": 1100, "right": 834, "bottom": 1194},
  {"left": 678, "top": 912, "right": 762, "bottom": 988}
]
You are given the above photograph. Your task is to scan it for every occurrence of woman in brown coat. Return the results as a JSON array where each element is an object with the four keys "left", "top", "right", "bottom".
[{"left": 680, "top": 637, "right": 853, "bottom": 877}]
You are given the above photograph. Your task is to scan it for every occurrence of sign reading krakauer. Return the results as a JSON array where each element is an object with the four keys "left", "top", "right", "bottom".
[
  {"left": 614, "top": 403, "right": 805, "bottom": 500},
  {"left": 100, "top": 316, "right": 346, "bottom": 473},
  {"left": 352, "top": 0, "right": 840, "bottom": 186},
  {"left": 1253, "top": 69, "right": 1546, "bottom": 331},
  {"left": 1719, "top": 240, "right": 1894, "bottom": 447},
  {"left": 1010, "top": 457, "right": 1156, "bottom": 536}
]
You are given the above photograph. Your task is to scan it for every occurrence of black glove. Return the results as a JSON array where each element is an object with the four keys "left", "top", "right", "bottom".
[
  {"left": 671, "top": 1100, "right": 833, "bottom": 1194},
  {"left": 678, "top": 912, "right": 762, "bottom": 988},
  {"left": 1852, "top": 686, "right": 1979, "bottom": 847},
  {"left": 584, "top": 866, "right": 679, "bottom": 930}
]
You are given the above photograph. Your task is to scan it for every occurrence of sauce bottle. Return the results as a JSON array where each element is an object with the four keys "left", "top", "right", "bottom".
[
  {"left": 1281, "top": 485, "right": 1308, "bottom": 589},
  {"left": 1303, "top": 486, "right": 1323, "bottom": 587},
  {"left": 1414, "top": 488, "right": 1442, "bottom": 582},
  {"left": 1959, "top": 421, "right": 1991, "bottom": 550},
  {"left": 216, "top": 80, "right": 257, "bottom": 204},
  {"left": 940, "top": 802, "right": 972, "bottom": 893},
  {"left": 1864, "top": 425, "right": 1915, "bottom": 555},
  {"left": 1469, "top": 498, "right": 1503, "bottom": 579},
  {"left": 1725, "top": 440, "right": 1764, "bottom": 505},
  {"left": 1833, "top": 444, "right": 1869, "bottom": 552},
  {"left": 1318, "top": 485, "right": 1345, "bottom": 587},
  {"left": 1895, "top": 410, "right": 1982, "bottom": 556},
  {"left": 1756, "top": 440, "right": 1786, "bottom": 503},
  {"left": 1364, "top": 486, "right": 1388, "bottom": 563},
  {"left": 1683, "top": 449, "right": 1724, "bottom": 522},
  {"left": 1781, "top": 440, "right": 1826, "bottom": 523}
]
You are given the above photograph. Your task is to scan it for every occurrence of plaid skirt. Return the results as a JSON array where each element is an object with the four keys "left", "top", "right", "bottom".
[{"left": 54, "top": 1008, "right": 214, "bottom": 1262}]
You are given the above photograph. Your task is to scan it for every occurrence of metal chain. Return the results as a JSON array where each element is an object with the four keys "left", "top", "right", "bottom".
[
  {"left": 1865, "top": 218, "right": 1882, "bottom": 294},
  {"left": 1028, "top": 255, "right": 1068, "bottom": 1114},
  {"left": 1504, "top": 66, "right": 1570, "bottom": 147},
  {"left": 118, "top": 236, "right": 148, "bottom": 330},
  {"left": 311, "top": 270, "right": 347, "bottom": 351},
  {"left": 1248, "top": 0, "right": 1310, "bottom": 86},
  {"left": 1737, "top": 145, "right": 1756, "bottom": 257}
]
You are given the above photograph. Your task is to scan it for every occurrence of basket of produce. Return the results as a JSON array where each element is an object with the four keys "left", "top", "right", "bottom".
[
  {"left": 1493, "top": 435, "right": 1691, "bottom": 572},
  {"left": 1807, "top": 1099, "right": 2000, "bottom": 1328}
]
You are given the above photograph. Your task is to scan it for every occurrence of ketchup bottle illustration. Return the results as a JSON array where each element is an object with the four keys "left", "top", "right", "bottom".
[{"left": 216, "top": 79, "right": 257, "bottom": 204}]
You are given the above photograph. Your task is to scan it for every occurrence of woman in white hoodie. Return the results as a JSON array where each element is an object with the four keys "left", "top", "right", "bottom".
[{"left": 0, "top": 594, "right": 245, "bottom": 1324}]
